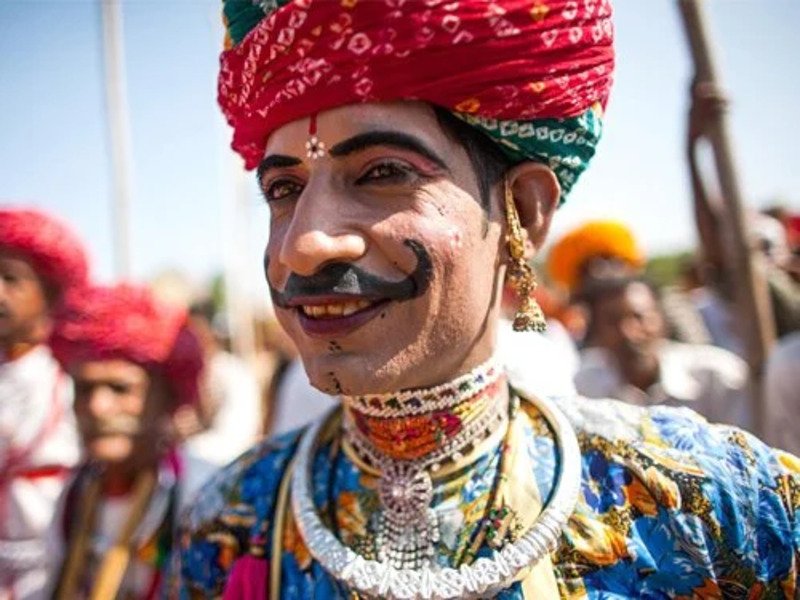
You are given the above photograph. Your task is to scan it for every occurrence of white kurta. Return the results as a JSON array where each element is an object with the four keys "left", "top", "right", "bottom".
[
  {"left": 574, "top": 341, "right": 751, "bottom": 430},
  {"left": 0, "top": 345, "right": 80, "bottom": 600}
]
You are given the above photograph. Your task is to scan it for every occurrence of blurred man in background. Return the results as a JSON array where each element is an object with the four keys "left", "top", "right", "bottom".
[
  {"left": 547, "top": 219, "right": 712, "bottom": 347},
  {"left": 687, "top": 84, "right": 800, "bottom": 357},
  {"left": 49, "top": 284, "right": 209, "bottom": 599},
  {"left": 574, "top": 276, "right": 751, "bottom": 428},
  {"left": 0, "top": 208, "right": 87, "bottom": 600}
]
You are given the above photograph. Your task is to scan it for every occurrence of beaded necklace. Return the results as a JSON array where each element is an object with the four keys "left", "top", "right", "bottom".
[
  {"left": 339, "top": 359, "right": 508, "bottom": 570},
  {"left": 344, "top": 377, "right": 503, "bottom": 462},
  {"left": 344, "top": 357, "right": 502, "bottom": 419},
  {"left": 291, "top": 392, "right": 582, "bottom": 599}
]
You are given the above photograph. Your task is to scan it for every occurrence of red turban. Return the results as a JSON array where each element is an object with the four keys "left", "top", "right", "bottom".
[
  {"left": 0, "top": 207, "right": 89, "bottom": 295},
  {"left": 50, "top": 284, "right": 204, "bottom": 409},
  {"left": 219, "top": 0, "right": 615, "bottom": 173}
]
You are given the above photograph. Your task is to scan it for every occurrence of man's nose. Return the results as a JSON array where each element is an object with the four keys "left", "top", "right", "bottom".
[
  {"left": 276, "top": 184, "right": 367, "bottom": 277},
  {"left": 85, "top": 386, "right": 118, "bottom": 418},
  {"left": 619, "top": 315, "right": 646, "bottom": 343}
]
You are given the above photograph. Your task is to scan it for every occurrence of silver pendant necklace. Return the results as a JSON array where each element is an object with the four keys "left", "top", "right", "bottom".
[
  {"left": 343, "top": 391, "right": 507, "bottom": 570},
  {"left": 292, "top": 392, "right": 582, "bottom": 599}
]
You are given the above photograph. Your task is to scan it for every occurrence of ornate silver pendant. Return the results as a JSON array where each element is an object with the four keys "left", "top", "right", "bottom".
[{"left": 375, "top": 462, "right": 439, "bottom": 570}]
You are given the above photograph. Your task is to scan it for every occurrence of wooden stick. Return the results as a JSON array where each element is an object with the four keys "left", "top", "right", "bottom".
[{"left": 677, "top": 0, "right": 776, "bottom": 436}]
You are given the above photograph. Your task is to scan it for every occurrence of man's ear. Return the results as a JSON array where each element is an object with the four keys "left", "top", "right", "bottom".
[{"left": 505, "top": 162, "right": 560, "bottom": 252}]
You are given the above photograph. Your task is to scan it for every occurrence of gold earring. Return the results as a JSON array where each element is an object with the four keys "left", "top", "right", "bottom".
[{"left": 504, "top": 179, "right": 547, "bottom": 333}]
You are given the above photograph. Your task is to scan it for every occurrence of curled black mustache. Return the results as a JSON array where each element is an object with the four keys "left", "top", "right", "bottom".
[{"left": 267, "top": 239, "right": 433, "bottom": 308}]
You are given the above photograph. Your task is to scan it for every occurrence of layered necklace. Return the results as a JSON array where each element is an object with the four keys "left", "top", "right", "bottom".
[
  {"left": 342, "top": 360, "right": 507, "bottom": 570},
  {"left": 291, "top": 360, "right": 582, "bottom": 599}
]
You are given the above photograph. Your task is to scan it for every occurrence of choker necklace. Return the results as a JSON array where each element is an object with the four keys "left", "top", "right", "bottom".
[
  {"left": 292, "top": 392, "right": 582, "bottom": 600},
  {"left": 343, "top": 358, "right": 502, "bottom": 419}
]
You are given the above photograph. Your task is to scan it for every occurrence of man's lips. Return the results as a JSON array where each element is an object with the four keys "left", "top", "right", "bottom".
[{"left": 288, "top": 295, "right": 390, "bottom": 337}]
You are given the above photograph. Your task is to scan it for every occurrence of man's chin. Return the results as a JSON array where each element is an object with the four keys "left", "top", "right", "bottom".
[
  {"left": 300, "top": 348, "right": 436, "bottom": 396},
  {"left": 301, "top": 352, "right": 372, "bottom": 395},
  {"left": 85, "top": 435, "right": 135, "bottom": 464}
]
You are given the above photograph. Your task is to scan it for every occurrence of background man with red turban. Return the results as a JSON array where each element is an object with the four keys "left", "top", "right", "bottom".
[
  {"left": 174, "top": 1, "right": 799, "bottom": 598},
  {"left": 49, "top": 284, "right": 209, "bottom": 600},
  {"left": 0, "top": 207, "right": 87, "bottom": 600}
]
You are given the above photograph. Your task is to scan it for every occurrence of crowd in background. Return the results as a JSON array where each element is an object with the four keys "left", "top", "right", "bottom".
[{"left": 1, "top": 190, "right": 799, "bottom": 597}]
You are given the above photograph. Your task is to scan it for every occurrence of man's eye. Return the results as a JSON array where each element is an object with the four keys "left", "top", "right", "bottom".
[
  {"left": 110, "top": 383, "right": 131, "bottom": 395},
  {"left": 263, "top": 179, "right": 302, "bottom": 202},
  {"left": 1, "top": 274, "right": 18, "bottom": 284},
  {"left": 358, "top": 161, "right": 415, "bottom": 184}
]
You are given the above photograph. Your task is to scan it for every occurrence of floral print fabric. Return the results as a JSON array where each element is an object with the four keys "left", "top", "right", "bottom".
[{"left": 173, "top": 395, "right": 800, "bottom": 599}]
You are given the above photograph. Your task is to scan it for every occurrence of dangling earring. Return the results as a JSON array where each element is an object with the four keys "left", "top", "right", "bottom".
[{"left": 504, "top": 179, "right": 547, "bottom": 333}]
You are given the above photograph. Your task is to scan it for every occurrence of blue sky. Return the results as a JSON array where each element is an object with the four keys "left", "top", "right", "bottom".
[{"left": 2, "top": 0, "right": 799, "bottom": 294}]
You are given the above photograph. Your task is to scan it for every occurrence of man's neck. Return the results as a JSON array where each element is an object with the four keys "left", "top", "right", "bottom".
[
  {"left": 0, "top": 340, "right": 40, "bottom": 363},
  {"left": 100, "top": 458, "right": 159, "bottom": 497},
  {"left": 341, "top": 358, "right": 508, "bottom": 463},
  {"left": 1, "top": 321, "right": 50, "bottom": 362},
  {"left": 619, "top": 353, "right": 660, "bottom": 393}
]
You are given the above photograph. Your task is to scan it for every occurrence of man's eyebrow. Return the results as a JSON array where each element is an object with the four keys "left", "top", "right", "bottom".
[
  {"left": 329, "top": 130, "right": 449, "bottom": 171},
  {"left": 257, "top": 154, "right": 303, "bottom": 181}
]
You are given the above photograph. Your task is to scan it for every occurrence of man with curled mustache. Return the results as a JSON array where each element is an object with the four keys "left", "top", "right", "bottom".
[
  {"left": 48, "top": 284, "right": 210, "bottom": 599},
  {"left": 174, "top": 0, "right": 800, "bottom": 598}
]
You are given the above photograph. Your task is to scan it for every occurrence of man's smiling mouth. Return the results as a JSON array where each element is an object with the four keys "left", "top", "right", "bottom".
[{"left": 299, "top": 298, "right": 375, "bottom": 319}]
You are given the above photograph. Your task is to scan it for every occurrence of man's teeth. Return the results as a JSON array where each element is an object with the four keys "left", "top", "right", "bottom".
[{"left": 301, "top": 299, "right": 374, "bottom": 318}]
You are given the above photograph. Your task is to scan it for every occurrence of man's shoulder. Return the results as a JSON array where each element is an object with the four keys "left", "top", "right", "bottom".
[
  {"left": 554, "top": 395, "right": 800, "bottom": 593},
  {"left": 558, "top": 394, "right": 789, "bottom": 475},
  {"left": 559, "top": 397, "right": 800, "bottom": 493},
  {"left": 173, "top": 426, "right": 309, "bottom": 597},
  {"left": 181, "top": 427, "right": 304, "bottom": 535},
  {"left": 661, "top": 340, "right": 748, "bottom": 387}
]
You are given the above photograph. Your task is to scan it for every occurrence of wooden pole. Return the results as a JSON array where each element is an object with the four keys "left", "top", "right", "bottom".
[{"left": 678, "top": 0, "right": 775, "bottom": 436}]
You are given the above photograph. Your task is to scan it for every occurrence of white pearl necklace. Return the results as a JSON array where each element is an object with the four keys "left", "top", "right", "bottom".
[{"left": 290, "top": 392, "right": 582, "bottom": 600}]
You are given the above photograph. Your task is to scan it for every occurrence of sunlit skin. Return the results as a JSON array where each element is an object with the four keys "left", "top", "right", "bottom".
[
  {"left": 0, "top": 251, "right": 52, "bottom": 352},
  {"left": 589, "top": 281, "right": 665, "bottom": 391},
  {"left": 261, "top": 101, "right": 560, "bottom": 395},
  {"left": 72, "top": 359, "right": 173, "bottom": 491}
]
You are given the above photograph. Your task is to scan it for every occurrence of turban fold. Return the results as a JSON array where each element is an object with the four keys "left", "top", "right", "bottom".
[
  {"left": 219, "top": 0, "right": 615, "bottom": 200},
  {"left": 546, "top": 220, "right": 644, "bottom": 292},
  {"left": 0, "top": 207, "right": 89, "bottom": 295},
  {"left": 50, "top": 284, "right": 203, "bottom": 410}
]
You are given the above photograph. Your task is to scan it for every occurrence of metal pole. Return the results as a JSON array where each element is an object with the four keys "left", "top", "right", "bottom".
[
  {"left": 100, "top": 0, "right": 134, "bottom": 279},
  {"left": 678, "top": 0, "right": 775, "bottom": 436}
]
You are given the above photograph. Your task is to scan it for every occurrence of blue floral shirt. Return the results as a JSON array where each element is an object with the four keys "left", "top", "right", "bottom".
[{"left": 171, "top": 395, "right": 800, "bottom": 599}]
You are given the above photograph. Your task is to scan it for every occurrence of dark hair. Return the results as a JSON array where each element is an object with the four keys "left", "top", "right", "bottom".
[
  {"left": 575, "top": 276, "right": 661, "bottom": 345},
  {"left": 432, "top": 106, "right": 514, "bottom": 212},
  {"left": 575, "top": 276, "right": 660, "bottom": 308}
]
